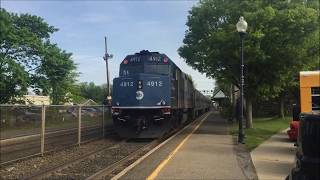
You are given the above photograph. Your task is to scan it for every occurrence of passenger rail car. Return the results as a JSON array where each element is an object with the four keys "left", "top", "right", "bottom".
[{"left": 112, "top": 50, "right": 211, "bottom": 138}]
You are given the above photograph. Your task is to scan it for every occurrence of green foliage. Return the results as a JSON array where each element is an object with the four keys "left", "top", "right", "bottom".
[
  {"left": 74, "top": 82, "right": 108, "bottom": 104},
  {"left": 231, "top": 117, "right": 291, "bottom": 150},
  {"left": 35, "top": 43, "right": 77, "bottom": 104},
  {"left": 179, "top": 0, "right": 319, "bottom": 101},
  {"left": 0, "top": 9, "right": 77, "bottom": 104}
]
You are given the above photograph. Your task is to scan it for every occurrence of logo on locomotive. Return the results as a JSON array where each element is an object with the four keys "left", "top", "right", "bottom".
[{"left": 136, "top": 90, "right": 144, "bottom": 100}]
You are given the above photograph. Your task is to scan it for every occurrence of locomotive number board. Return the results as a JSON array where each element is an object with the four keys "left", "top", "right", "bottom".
[
  {"left": 123, "top": 55, "right": 168, "bottom": 64},
  {"left": 119, "top": 81, "right": 134, "bottom": 87},
  {"left": 146, "top": 80, "right": 163, "bottom": 87},
  {"left": 119, "top": 80, "right": 164, "bottom": 88}
]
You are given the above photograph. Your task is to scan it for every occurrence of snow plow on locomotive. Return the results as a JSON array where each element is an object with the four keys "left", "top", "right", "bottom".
[{"left": 111, "top": 50, "right": 211, "bottom": 138}]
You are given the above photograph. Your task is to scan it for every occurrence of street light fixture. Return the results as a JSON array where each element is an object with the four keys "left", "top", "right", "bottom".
[{"left": 236, "top": 16, "right": 247, "bottom": 144}]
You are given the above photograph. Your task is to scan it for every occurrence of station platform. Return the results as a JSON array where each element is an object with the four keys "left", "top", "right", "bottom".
[{"left": 113, "top": 111, "right": 248, "bottom": 180}]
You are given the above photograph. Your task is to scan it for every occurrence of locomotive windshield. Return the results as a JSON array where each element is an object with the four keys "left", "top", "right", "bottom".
[
  {"left": 119, "top": 55, "right": 169, "bottom": 76},
  {"left": 120, "top": 64, "right": 169, "bottom": 76}
]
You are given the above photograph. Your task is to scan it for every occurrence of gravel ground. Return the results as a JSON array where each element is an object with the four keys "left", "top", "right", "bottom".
[
  {"left": 0, "top": 138, "right": 117, "bottom": 179},
  {"left": 232, "top": 136, "right": 259, "bottom": 180},
  {"left": 1, "top": 125, "right": 106, "bottom": 164},
  {"left": 45, "top": 141, "right": 148, "bottom": 179}
]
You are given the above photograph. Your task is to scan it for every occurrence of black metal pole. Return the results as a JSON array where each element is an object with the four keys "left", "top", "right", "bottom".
[{"left": 238, "top": 32, "right": 245, "bottom": 144}]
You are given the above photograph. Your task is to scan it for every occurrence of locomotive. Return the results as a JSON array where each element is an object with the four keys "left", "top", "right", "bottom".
[{"left": 111, "top": 50, "right": 211, "bottom": 138}]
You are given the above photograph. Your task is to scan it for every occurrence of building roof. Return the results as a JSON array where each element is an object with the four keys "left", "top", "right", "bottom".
[
  {"left": 213, "top": 90, "right": 227, "bottom": 99},
  {"left": 80, "top": 99, "right": 98, "bottom": 105}
]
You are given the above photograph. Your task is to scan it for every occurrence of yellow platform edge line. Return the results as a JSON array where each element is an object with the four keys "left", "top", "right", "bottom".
[{"left": 146, "top": 112, "right": 211, "bottom": 180}]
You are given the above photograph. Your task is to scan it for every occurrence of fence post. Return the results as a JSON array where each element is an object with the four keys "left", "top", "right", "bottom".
[
  {"left": 41, "top": 105, "right": 46, "bottom": 156},
  {"left": 78, "top": 105, "right": 81, "bottom": 146},
  {"left": 102, "top": 106, "right": 105, "bottom": 137}
]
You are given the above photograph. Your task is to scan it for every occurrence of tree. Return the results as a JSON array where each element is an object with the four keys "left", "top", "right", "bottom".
[
  {"left": 0, "top": 9, "right": 77, "bottom": 104},
  {"left": 35, "top": 43, "right": 77, "bottom": 104},
  {"left": 179, "top": 0, "right": 319, "bottom": 128},
  {"left": 76, "top": 82, "right": 108, "bottom": 104}
]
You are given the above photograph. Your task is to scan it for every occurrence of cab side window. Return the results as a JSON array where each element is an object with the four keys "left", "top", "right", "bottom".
[{"left": 311, "top": 87, "right": 320, "bottom": 111}]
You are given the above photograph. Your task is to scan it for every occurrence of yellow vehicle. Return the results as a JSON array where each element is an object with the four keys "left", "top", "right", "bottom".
[
  {"left": 288, "top": 70, "right": 320, "bottom": 180},
  {"left": 299, "top": 71, "right": 320, "bottom": 113},
  {"left": 288, "top": 71, "right": 320, "bottom": 141}
]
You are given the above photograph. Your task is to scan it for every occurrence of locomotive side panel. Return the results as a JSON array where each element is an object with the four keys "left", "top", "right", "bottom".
[{"left": 170, "top": 65, "right": 178, "bottom": 109}]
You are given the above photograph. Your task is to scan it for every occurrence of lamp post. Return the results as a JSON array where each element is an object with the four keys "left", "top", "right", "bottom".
[
  {"left": 103, "top": 36, "right": 113, "bottom": 106},
  {"left": 236, "top": 16, "right": 248, "bottom": 144}
]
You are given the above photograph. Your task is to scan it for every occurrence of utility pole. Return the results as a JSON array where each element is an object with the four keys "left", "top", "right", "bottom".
[{"left": 103, "top": 36, "right": 113, "bottom": 106}]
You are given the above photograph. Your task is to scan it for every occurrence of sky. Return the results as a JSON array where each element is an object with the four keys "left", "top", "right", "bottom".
[{"left": 2, "top": 0, "right": 215, "bottom": 93}]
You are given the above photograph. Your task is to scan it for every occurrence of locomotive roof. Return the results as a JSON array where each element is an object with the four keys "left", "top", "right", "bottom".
[{"left": 121, "top": 50, "right": 179, "bottom": 68}]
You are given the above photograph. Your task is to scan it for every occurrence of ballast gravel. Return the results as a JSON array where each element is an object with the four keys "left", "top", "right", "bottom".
[
  {"left": 46, "top": 142, "right": 147, "bottom": 179},
  {"left": 0, "top": 139, "right": 116, "bottom": 179}
]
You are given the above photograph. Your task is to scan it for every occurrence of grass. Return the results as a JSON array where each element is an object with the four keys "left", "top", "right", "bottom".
[{"left": 231, "top": 116, "right": 291, "bottom": 151}]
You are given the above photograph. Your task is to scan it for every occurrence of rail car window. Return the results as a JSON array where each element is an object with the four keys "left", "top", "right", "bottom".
[{"left": 311, "top": 87, "right": 320, "bottom": 111}]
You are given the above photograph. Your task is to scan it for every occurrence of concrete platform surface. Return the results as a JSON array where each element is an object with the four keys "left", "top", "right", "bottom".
[
  {"left": 251, "top": 130, "right": 296, "bottom": 180},
  {"left": 117, "top": 111, "right": 247, "bottom": 180}
]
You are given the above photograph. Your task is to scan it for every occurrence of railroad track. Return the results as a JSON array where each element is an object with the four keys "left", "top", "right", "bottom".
[
  {"left": 23, "top": 139, "right": 151, "bottom": 179},
  {"left": 0, "top": 125, "right": 114, "bottom": 165},
  {"left": 2, "top": 113, "right": 206, "bottom": 179},
  {"left": 86, "top": 140, "right": 159, "bottom": 180},
  {"left": 23, "top": 125, "right": 184, "bottom": 180}
]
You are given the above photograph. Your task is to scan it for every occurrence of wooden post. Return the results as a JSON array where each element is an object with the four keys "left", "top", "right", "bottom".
[
  {"left": 41, "top": 105, "right": 46, "bottom": 156},
  {"left": 102, "top": 106, "right": 105, "bottom": 137},
  {"left": 78, "top": 106, "right": 81, "bottom": 146}
]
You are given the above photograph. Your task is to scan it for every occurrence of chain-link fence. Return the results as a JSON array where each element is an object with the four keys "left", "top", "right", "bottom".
[{"left": 0, "top": 105, "right": 112, "bottom": 165}]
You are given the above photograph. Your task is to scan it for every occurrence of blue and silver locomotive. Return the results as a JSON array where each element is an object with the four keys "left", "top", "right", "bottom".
[{"left": 112, "top": 50, "right": 211, "bottom": 138}]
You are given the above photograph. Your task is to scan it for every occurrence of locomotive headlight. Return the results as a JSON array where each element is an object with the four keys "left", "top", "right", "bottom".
[{"left": 161, "top": 100, "right": 166, "bottom": 105}]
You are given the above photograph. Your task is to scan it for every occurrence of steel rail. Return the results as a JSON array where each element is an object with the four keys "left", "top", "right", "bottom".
[
  {"left": 86, "top": 140, "right": 159, "bottom": 180},
  {"left": 0, "top": 126, "right": 114, "bottom": 166},
  {"left": 1, "top": 124, "right": 104, "bottom": 145},
  {"left": 23, "top": 138, "right": 124, "bottom": 180},
  {"left": 85, "top": 120, "right": 191, "bottom": 180}
]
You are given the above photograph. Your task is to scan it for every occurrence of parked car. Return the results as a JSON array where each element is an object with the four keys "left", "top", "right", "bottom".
[
  {"left": 287, "top": 104, "right": 300, "bottom": 141},
  {"left": 287, "top": 113, "right": 320, "bottom": 180}
]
